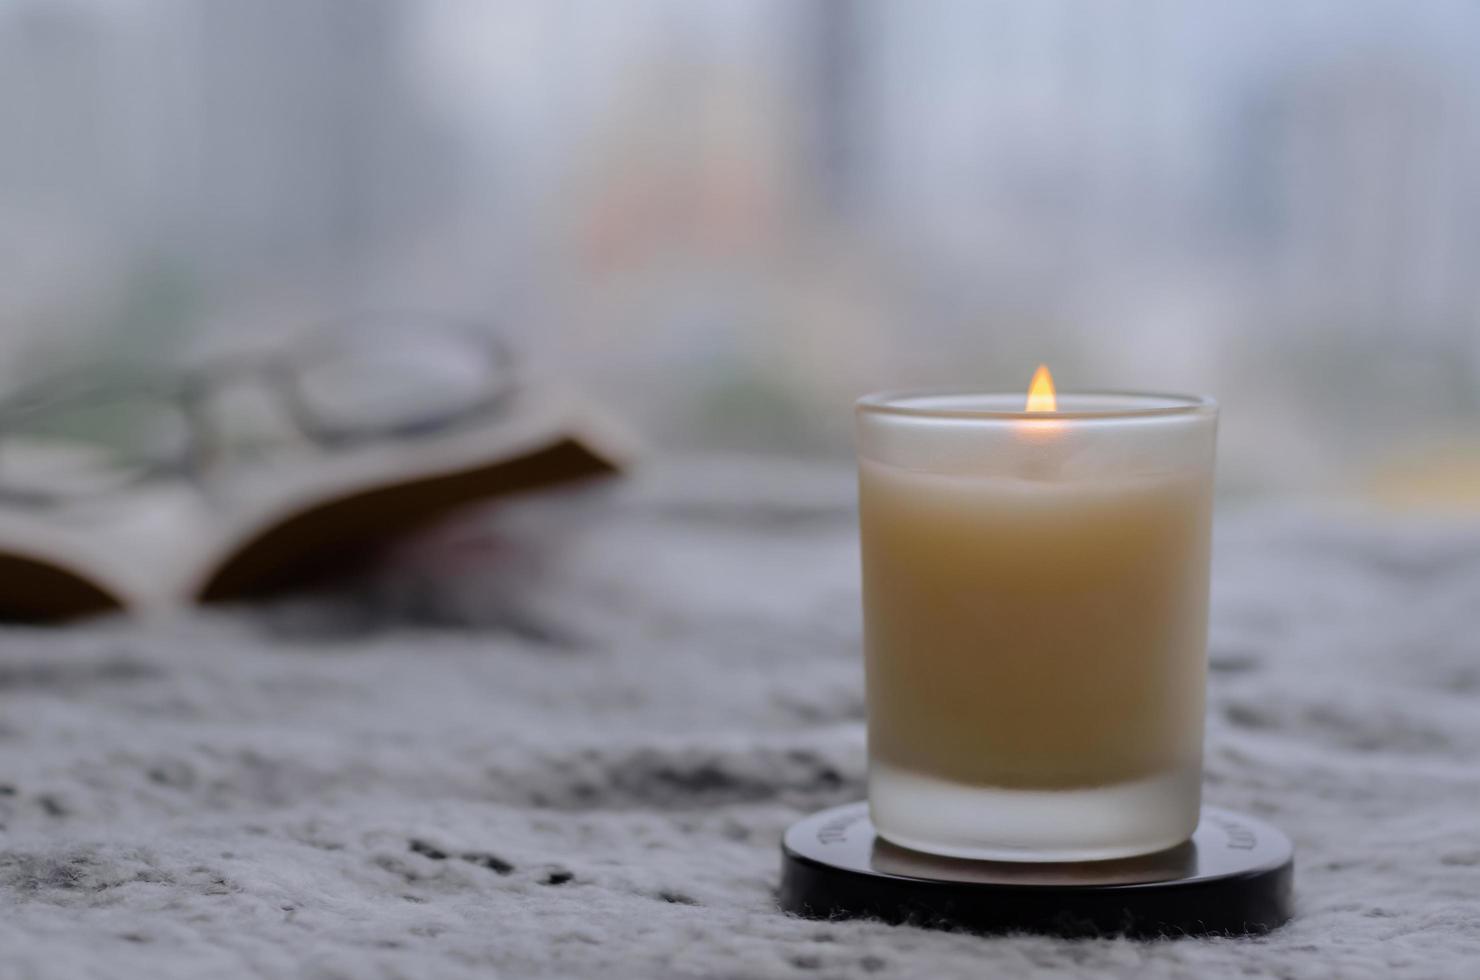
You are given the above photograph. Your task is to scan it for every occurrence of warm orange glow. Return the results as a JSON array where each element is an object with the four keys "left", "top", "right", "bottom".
[{"left": 1025, "top": 364, "right": 1057, "bottom": 413}]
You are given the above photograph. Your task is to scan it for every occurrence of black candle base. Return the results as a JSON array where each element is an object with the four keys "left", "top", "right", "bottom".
[{"left": 779, "top": 802, "right": 1293, "bottom": 938}]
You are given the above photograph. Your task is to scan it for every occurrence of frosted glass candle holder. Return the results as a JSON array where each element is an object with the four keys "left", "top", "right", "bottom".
[{"left": 856, "top": 389, "right": 1218, "bottom": 861}]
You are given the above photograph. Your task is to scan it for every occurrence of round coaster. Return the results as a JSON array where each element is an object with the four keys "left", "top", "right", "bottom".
[{"left": 780, "top": 802, "right": 1293, "bottom": 937}]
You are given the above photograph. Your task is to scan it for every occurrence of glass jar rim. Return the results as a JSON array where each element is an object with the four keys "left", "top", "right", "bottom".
[{"left": 856, "top": 388, "right": 1217, "bottom": 421}]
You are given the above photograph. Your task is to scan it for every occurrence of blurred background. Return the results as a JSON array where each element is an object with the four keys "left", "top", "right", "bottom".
[{"left": 2, "top": 0, "right": 1479, "bottom": 504}]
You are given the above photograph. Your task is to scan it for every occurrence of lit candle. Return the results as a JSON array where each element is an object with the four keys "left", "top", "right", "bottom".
[{"left": 856, "top": 370, "right": 1218, "bottom": 861}]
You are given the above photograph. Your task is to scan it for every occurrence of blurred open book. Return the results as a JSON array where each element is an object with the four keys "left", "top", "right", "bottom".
[{"left": 0, "top": 395, "right": 630, "bottom": 623}]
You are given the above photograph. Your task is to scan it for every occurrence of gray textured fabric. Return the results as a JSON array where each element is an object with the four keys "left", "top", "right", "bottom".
[{"left": 2, "top": 458, "right": 1478, "bottom": 979}]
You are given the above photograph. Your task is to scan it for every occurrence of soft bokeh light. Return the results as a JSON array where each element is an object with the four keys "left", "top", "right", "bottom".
[{"left": 1, "top": 0, "right": 1478, "bottom": 503}]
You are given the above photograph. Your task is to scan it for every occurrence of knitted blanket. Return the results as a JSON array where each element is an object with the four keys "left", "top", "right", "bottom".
[{"left": 2, "top": 459, "right": 1477, "bottom": 979}]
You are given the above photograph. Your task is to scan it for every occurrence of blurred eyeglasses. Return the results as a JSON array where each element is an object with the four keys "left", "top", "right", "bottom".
[{"left": 0, "top": 315, "right": 517, "bottom": 508}]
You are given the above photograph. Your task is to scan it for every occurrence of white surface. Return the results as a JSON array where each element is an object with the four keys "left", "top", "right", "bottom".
[{"left": 1, "top": 458, "right": 1479, "bottom": 979}]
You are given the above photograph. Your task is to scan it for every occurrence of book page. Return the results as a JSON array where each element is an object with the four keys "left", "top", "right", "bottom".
[
  {"left": 0, "top": 392, "right": 633, "bottom": 619},
  {"left": 187, "top": 392, "right": 631, "bottom": 602}
]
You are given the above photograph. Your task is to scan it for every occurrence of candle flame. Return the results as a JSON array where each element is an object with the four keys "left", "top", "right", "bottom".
[{"left": 1025, "top": 364, "right": 1056, "bottom": 413}]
